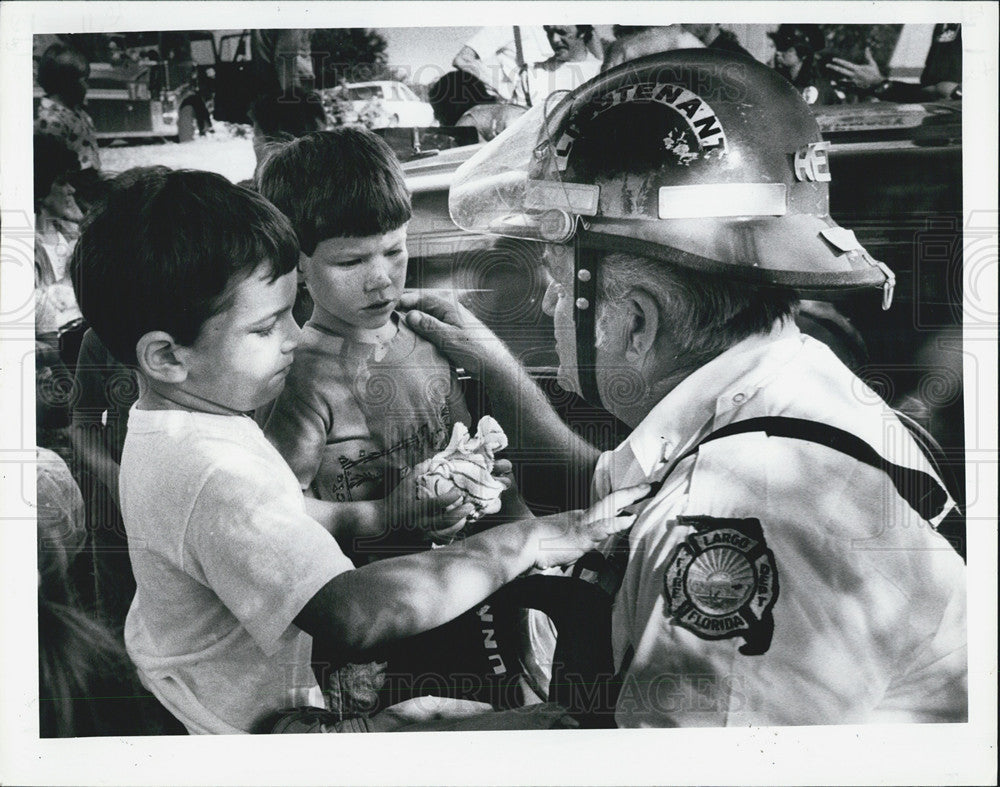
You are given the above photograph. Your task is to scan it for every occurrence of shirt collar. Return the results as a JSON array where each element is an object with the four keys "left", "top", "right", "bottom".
[{"left": 617, "top": 317, "right": 806, "bottom": 480}]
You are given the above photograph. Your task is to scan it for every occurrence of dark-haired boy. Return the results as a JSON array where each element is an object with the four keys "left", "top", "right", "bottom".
[
  {"left": 70, "top": 166, "right": 644, "bottom": 734},
  {"left": 258, "top": 128, "right": 517, "bottom": 553}
]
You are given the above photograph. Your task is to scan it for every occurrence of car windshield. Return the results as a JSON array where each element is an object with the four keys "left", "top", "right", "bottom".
[{"left": 344, "top": 85, "right": 382, "bottom": 100}]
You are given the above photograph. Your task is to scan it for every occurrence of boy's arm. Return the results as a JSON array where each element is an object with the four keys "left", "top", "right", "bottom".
[
  {"left": 401, "top": 292, "right": 601, "bottom": 480},
  {"left": 294, "top": 484, "right": 646, "bottom": 664}
]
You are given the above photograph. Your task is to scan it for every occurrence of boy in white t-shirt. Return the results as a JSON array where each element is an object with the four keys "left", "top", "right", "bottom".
[{"left": 69, "top": 167, "right": 645, "bottom": 734}]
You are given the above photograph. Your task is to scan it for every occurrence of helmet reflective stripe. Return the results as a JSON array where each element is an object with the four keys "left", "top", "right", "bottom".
[{"left": 448, "top": 50, "right": 896, "bottom": 407}]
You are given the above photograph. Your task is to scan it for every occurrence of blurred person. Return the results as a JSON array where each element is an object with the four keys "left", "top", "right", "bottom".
[
  {"left": 37, "top": 447, "right": 183, "bottom": 737},
  {"left": 69, "top": 327, "right": 139, "bottom": 626},
  {"left": 602, "top": 25, "right": 704, "bottom": 72},
  {"left": 35, "top": 42, "right": 101, "bottom": 174},
  {"left": 769, "top": 24, "right": 841, "bottom": 105},
  {"left": 515, "top": 25, "right": 602, "bottom": 107},
  {"left": 427, "top": 69, "right": 498, "bottom": 126},
  {"left": 248, "top": 87, "right": 329, "bottom": 174},
  {"left": 827, "top": 24, "right": 962, "bottom": 102},
  {"left": 34, "top": 135, "right": 85, "bottom": 372},
  {"left": 683, "top": 23, "right": 752, "bottom": 58},
  {"left": 250, "top": 29, "right": 315, "bottom": 95},
  {"left": 452, "top": 26, "right": 553, "bottom": 101}
]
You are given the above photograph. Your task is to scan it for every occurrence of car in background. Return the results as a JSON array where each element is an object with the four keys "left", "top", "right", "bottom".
[{"left": 329, "top": 80, "right": 436, "bottom": 128}]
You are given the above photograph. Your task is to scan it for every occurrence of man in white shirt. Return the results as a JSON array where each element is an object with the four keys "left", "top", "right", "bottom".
[
  {"left": 453, "top": 26, "right": 551, "bottom": 101},
  {"left": 403, "top": 49, "right": 966, "bottom": 727},
  {"left": 514, "top": 25, "right": 602, "bottom": 107}
]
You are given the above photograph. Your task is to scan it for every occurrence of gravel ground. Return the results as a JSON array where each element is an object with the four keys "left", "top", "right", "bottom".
[{"left": 100, "top": 122, "right": 256, "bottom": 184}]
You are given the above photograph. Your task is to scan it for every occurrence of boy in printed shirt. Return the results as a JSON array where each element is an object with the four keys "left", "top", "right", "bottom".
[
  {"left": 70, "top": 166, "right": 643, "bottom": 734},
  {"left": 258, "top": 128, "right": 518, "bottom": 558}
]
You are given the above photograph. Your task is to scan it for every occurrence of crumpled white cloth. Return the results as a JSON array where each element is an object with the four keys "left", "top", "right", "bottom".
[{"left": 414, "top": 416, "right": 508, "bottom": 521}]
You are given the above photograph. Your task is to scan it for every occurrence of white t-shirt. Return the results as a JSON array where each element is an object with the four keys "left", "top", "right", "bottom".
[
  {"left": 464, "top": 26, "right": 552, "bottom": 101},
  {"left": 515, "top": 53, "right": 602, "bottom": 108},
  {"left": 597, "top": 321, "right": 967, "bottom": 726},
  {"left": 120, "top": 408, "right": 354, "bottom": 734}
]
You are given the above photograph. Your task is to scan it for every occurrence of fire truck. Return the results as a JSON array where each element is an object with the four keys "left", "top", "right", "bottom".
[{"left": 34, "top": 32, "right": 218, "bottom": 143}]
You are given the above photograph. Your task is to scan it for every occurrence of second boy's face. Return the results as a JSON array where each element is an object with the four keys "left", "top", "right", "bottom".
[{"left": 302, "top": 225, "right": 408, "bottom": 336}]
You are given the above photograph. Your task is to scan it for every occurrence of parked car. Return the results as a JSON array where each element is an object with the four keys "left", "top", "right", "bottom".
[{"left": 329, "top": 80, "right": 436, "bottom": 128}]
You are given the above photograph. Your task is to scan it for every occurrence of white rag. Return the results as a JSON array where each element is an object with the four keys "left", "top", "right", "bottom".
[{"left": 414, "top": 416, "right": 508, "bottom": 521}]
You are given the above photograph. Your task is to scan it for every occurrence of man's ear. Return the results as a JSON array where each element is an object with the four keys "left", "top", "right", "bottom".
[
  {"left": 135, "top": 331, "right": 189, "bottom": 384},
  {"left": 623, "top": 287, "right": 660, "bottom": 364}
]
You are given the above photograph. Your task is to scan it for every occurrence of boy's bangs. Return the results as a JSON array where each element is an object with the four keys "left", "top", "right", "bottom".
[{"left": 314, "top": 176, "right": 412, "bottom": 242}]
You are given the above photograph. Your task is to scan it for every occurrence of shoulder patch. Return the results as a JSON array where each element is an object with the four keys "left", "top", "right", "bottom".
[{"left": 662, "top": 516, "right": 778, "bottom": 655}]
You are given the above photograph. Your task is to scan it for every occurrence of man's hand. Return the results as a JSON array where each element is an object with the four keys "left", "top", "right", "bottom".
[
  {"left": 401, "top": 291, "right": 514, "bottom": 382},
  {"left": 827, "top": 47, "right": 884, "bottom": 90},
  {"left": 529, "top": 484, "right": 650, "bottom": 570}
]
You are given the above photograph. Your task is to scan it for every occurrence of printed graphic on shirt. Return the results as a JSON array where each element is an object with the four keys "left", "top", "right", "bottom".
[{"left": 663, "top": 516, "right": 778, "bottom": 655}]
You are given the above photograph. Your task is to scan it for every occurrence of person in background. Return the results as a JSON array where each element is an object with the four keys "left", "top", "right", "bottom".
[
  {"left": 68, "top": 327, "right": 138, "bottom": 626},
  {"left": 683, "top": 23, "right": 752, "bottom": 58},
  {"left": 827, "top": 23, "right": 961, "bottom": 102},
  {"left": 601, "top": 25, "right": 705, "bottom": 72},
  {"left": 37, "top": 447, "right": 183, "bottom": 737},
  {"left": 452, "top": 26, "right": 553, "bottom": 101},
  {"left": 34, "top": 134, "right": 85, "bottom": 374},
  {"left": 34, "top": 42, "right": 102, "bottom": 207},
  {"left": 427, "top": 69, "right": 498, "bottom": 126},
  {"left": 247, "top": 87, "right": 329, "bottom": 176},
  {"left": 769, "top": 24, "right": 841, "bottom": 105},
  {"left": 515, "top": 25, "right": 602, "bottom": 108},
  {"left": 250, "top": 29, "right": 315, "bottom": 95}
]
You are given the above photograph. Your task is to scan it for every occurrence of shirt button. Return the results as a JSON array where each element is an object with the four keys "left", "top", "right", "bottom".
[{"left": 733, "top": 393, "right": 747, "bottom": 404}]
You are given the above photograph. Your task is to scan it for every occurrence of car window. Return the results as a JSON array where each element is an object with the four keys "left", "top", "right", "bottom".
[{"left": 346, "top": 85, "right": 381, "bottom": 101}]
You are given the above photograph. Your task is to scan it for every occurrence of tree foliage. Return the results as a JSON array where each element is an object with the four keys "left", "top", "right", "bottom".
[
  {"left": 819, "top": 24, "right": 903, "bottom": 73},
  {"left": 310, "top": 28, "right": 390, "bottom": 89}
]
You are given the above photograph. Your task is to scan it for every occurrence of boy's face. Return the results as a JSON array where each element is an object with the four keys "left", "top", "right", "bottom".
[
  {"left": 302, "top": 225, "right": 408, "bottom": 335},
  {"left": 181, "top": 265, "right": 300, "bottom": 413}
]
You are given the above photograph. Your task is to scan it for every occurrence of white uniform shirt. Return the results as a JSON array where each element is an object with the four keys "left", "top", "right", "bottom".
[{"left": 597, "top": 320, "right": 967, "bottom": 727}]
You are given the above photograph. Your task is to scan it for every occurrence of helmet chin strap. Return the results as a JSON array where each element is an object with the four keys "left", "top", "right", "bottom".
[{"left": 572, "top": 231, "right": 603, "bottom": 408}]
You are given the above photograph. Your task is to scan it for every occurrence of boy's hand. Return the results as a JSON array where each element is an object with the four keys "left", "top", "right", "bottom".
[
  {"left": 529, "top": 484, "right": 650, "bottom": 570},
  {"left": 400, "top": 291, "right": 513, "bottom": 380},
  {"left": 383, "top": 469, "right": 475, "bottom": 541}
]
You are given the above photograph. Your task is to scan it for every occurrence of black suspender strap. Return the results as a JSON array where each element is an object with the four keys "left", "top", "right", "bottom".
[{"left": 671, "top": 416, "right": 953, "bottom": 524}]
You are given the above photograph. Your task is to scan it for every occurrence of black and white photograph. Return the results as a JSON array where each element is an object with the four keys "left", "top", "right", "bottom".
[{"left": 1, "top": 2, "right": 996, "bottom": 785}]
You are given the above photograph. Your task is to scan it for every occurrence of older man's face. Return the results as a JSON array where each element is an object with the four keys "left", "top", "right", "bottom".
[{"left": 541, "top": 243, "right": 581, "bottom": 394}]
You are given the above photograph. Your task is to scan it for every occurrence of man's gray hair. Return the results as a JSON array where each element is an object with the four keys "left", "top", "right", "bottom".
[{"left": 596, "top": 252, "right": 799, "bottom": 371}]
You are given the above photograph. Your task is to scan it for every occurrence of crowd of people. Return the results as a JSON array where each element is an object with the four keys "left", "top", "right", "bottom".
[{"left": 31, "top": 28, "right": 967, "bottom": 739}]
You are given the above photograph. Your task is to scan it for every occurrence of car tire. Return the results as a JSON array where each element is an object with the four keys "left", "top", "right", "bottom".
[{"left": 177, "top": 104, "right": 196, "bottom": 143}]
